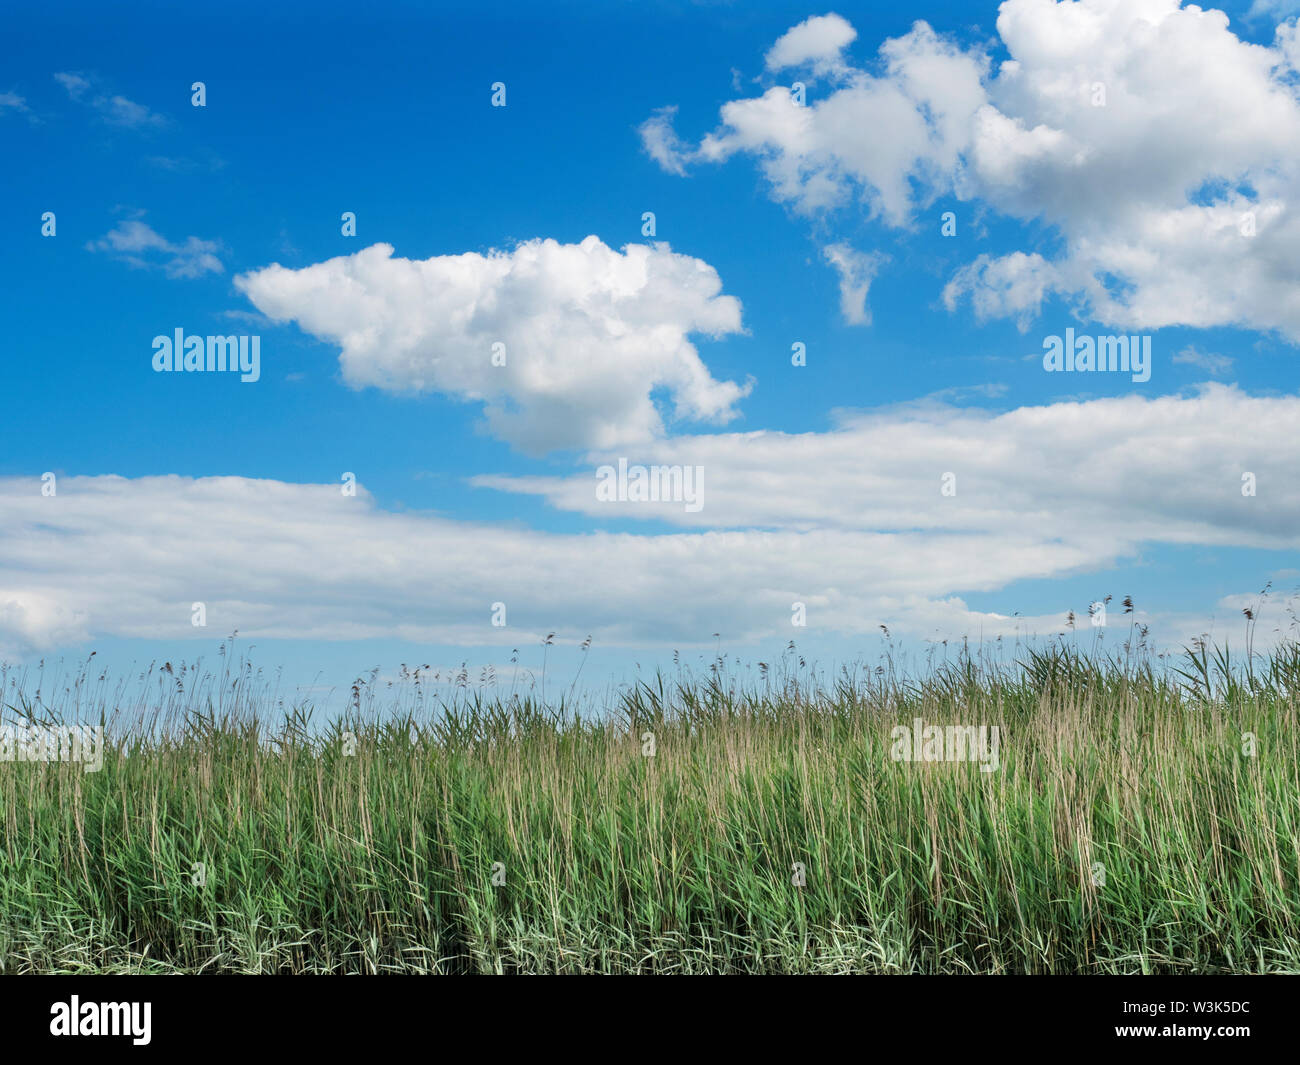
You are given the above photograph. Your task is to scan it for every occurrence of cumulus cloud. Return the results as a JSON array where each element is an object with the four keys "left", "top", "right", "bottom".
[
  {"left": 235, "top": 237, "right": 752, "bottom": 454},
  {"left": 942, "top": 251, "right": 1071, "bottom": 330},
  {"left": 644, "top": 2, "right": 1300, "bottom": 340},
  {"left": 765, "top": 13, "right": 858, "bottom": 73},
  {"left": 645, "top": 18, "right": 987, "bottom": 224},
  {"left": 87, "top": 218, "right": 223, "bottom": 278}
]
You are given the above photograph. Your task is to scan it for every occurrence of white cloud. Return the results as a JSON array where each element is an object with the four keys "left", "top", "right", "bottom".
[
  {"left": 639, "top": 106, "right": 692, "bottom": 175},
  {"left": 54, "top": 71, "right": 165, "bottom": 129},
  {"left": 0, "top": 473, "right": 1141, "bottom": 660},
  {"left": 765, "top": 13, "right": 858, "bottom": 73},
  {"left": 823, "top": 243, "right": 888, "bottom": 325},
  {"left": 648, "top": 19, "right": 987, "bottom": 225},
  {"left": 1278, "top": 16, "right": 1300, "bottom": 65},
  {"left": 1172, "top": 345, "right": 1235, "bottom": 375},
  {"left": 53, "top": 72, "right": 91, "bottom": 98},
  {"left": 6, "top": 387, "right": 1296, "bottom": 659},
  {"left": 942, "top": 251, "right": 1071, "bottom": 330},
  {"left": 87, "top": 219, "right": 223, "bottom": 279},
  {"left": 1249, "top": 0, "right": 1300, "bottom": 21},
  {"left": 0, "top": 91, "right": 30, "bottom": 117},
  {"left": 475, "top": 384, "right": 1298, "bottom": 549},
  {"left": 235, "top": 237, "right": 752, "bottom": 454},
  {"left": 645, "top": 2, "right": 1300, "bottom": 340}
]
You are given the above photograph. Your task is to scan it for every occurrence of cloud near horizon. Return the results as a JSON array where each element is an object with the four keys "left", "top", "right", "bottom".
[{"left": 4, "top": 385, "right": 1296, "bottom": 660}]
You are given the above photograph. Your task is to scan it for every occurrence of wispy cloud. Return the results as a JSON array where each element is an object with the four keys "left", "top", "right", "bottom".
[
  {"left": 1172, "top": 346, "right": 1235, "bottom": 376},
  {"left": 146, "top": 152, "right": 226, "bottom": 174},
  {"left": 924, "top": 382, "right": 1008, "bottom": 403},
  {"left": 0, "top": 91, "right": 32, "bottom": 119},
  {"left": 823, "top": 243, "right": 888, "bottom": 326},
  {"left": 54, "top": 71, "right": 166, "bottom": 129},
  {"left": 1247, "top": 0, "right": 1300, "bottom": 20},
  {"left": 87, "top": 217, "right": 223, "bottom": 279},
  {"left": 638, "top": 106, "right": 693, "bottom": 176}
]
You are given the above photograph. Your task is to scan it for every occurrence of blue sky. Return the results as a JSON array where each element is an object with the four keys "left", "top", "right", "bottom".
[{"left": 5, "top": 0, "right": 1300, "bottom": 705}]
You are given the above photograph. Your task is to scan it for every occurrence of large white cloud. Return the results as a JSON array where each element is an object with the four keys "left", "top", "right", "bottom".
[
  {"left": 5, "top": 387, "right": 1297, "bottom": 659},
  {"left": 235, "top": 237, "right": 751, "bottom": 454},
  {"left": 475, "top": 384, "right": 1299, "bottom": 546},
  {"left": 643, "top": 1, "right": 1300, "bottom": 339},
  {"left": 0, "top": 473, "right": 1092, "bottom": 659}
]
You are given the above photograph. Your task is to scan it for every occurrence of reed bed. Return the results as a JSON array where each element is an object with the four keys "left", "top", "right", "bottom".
[{"left": 2, "top": 641, "right": 1297, "bottom": 973}]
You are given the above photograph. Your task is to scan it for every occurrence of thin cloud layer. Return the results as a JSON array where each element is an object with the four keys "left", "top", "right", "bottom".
[
  {"left": 4, "top": 387, "right": 1294, "bottom": 658},
  {"left": 477, "top": 384, "right": 1297, "bottom": 545},
  {"left": 0, "top": 91, "right": 31, "bottom": 118},
  {"left": 0, "top": 473, "right": 1122, "bottom": 658}
]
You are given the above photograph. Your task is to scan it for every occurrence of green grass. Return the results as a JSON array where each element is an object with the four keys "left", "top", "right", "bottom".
[{"left": 2, "top": 641, "right": 1298, "bottom": 973}]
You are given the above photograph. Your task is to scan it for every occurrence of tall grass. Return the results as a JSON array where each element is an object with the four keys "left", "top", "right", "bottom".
[{"left": 2, "top": 641, "right": 1298, "bottom": 973}]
